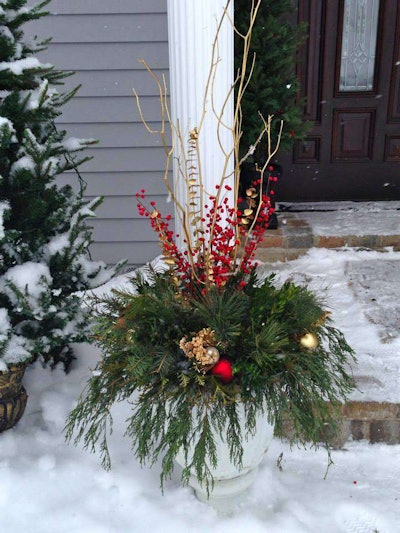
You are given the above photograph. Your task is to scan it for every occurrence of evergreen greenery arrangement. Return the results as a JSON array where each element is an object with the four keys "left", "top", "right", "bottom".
[
  {"left": 0, "top": 0, "right": 123, "bottom": 370},
  {"left": 66, "top": 2, "right": 355, "bottom": 494},
  {"left": 235, "top": 0, "right": 310, "bottom": 230},
  {"left": 234, "top": 0, "right": 309, "bottom": 162}
]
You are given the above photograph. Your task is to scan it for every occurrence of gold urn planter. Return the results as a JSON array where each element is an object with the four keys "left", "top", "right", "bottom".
[{"left": 0, "top": 364, "right": 28, "bottom": 432}]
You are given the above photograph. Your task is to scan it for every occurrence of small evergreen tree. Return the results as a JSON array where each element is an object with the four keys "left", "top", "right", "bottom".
[
  {"left": 235, "top": 0, "right": 309, "bottom": 163},
  {"left": 0, "top": 0, "right": 124, "bottom": 370}
]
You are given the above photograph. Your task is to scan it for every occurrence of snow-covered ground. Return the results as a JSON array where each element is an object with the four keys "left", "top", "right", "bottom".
[{"left": 2, "top": 246, "right": 400, "bottom": 532}]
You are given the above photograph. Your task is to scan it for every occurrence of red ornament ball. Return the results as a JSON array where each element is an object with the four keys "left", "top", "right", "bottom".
[{"left": 210, "top": 358, "right": 233, "bottom": 383}]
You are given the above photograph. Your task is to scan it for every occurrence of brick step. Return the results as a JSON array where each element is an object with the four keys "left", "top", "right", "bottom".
[
  {"left": 280, "top": 401, "right": 400, "bottom": 447},
  {"left": 256, "top": 215, "right": 400, "bottom": 262},
  {"left": 338, "top": 401, "right": 400, "bottom": 446}
]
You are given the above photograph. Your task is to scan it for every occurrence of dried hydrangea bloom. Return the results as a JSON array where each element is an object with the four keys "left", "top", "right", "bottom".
[{"left": 179, "top": 328, "right": 219, "bottom": 371}]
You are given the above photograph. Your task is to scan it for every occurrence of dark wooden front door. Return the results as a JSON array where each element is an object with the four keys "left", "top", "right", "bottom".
[{"left": 278, "top": 0, "right": 400, "bottom": 201}]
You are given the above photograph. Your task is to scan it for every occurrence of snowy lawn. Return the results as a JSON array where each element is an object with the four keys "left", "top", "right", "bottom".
[{"left": 1, "top": 247, "right": 400, "bottom": 532}]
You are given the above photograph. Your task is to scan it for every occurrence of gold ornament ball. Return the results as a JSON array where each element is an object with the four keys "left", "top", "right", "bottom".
[
  {"left": 206, "top": 346, "right": 220, "bottom": 364},
  {"left": 299, "top": 332, "right": 319, "bottom": 350}
]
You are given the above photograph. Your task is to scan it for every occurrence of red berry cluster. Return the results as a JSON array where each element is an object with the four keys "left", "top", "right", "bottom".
[
  {"left": 136, "top": 181, "right": 274, "bottom": 295},
  {"left": 136, "top": 189, "right": 190, "bottom": 277}
]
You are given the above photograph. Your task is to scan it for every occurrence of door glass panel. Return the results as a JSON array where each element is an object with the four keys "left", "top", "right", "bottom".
[{"left": 339, "top": 0, "right": 380, "bottom": 91}]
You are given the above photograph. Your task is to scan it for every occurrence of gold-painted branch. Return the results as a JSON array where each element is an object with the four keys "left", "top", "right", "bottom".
[{"left": 134, "top": 0, "right": 283, "bottom": 288}]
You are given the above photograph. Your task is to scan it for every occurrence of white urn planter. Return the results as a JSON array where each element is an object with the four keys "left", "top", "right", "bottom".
[{"left": 175, "top": 403, "right": 274, "bottom": 513}]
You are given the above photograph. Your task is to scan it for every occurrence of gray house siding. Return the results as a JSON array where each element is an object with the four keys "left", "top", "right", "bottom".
[{"left": 26, "top": 0, "right": 170, "bottom": 266}]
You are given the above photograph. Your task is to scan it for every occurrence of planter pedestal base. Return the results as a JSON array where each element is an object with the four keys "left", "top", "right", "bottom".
[
  {"left": 175, "top": 404, "right": 274, "bottom": 513},
  {"left": 188, "top": 464, "right": 261, "bottom": 513}
]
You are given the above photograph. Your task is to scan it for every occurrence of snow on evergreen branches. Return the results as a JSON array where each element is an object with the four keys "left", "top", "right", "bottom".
[
  {"left": 0, "top": 57, "right": 51, "bottom": 75},
  {"left": 0, "top": 201, "right": 9, "bottom": 239},
  {"left": 0, "top": 0, "right": 124, "bottom": 369},
  {"left": 0, "top": 261, "right": 52, "bottom": 310},
  {"left": 0, "top": 116, "right": 16, "bottom": 143}
]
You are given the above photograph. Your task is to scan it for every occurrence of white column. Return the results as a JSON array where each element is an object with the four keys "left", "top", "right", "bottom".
[{"left": 167, "top": 0, "right": 234, "bottom": 246}]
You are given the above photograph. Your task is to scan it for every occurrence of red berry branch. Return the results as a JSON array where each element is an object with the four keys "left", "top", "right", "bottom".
[{"left": 136, "top": 177, "right": 276, "bottom": 296}]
